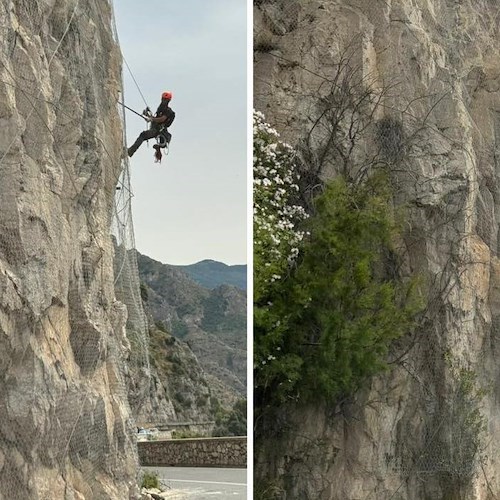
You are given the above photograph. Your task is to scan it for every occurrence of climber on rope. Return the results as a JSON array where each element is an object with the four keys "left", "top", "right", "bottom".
[{"left": 127, "top": 91, "right": 175, "bottom": 162}]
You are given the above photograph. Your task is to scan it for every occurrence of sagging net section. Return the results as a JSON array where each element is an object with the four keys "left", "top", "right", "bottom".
[
  {"left": 111, "top": 149, "right": 151, "bottom": 396},
  {"left": 110, "top": 4, "right": 151, "bottom": 412},
  {"left": 0, "top": 0, "right": 149, "bottom": 498},
  {"left": 254, "top": 0, "right": 493, "bottom": 494}
]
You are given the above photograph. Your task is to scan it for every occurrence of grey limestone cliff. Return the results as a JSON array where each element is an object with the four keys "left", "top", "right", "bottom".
[
  {"left": 255, "top": 1, "right": 500, "bottom": 499},
  {"left": 0, "top": 0, "right": 139, "bottom": 498}
]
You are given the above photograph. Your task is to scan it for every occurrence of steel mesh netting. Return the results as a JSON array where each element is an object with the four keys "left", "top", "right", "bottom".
[
  {"left": 0, "top": 0, "right": 148, "bottom": 498},
  {"left": 111, "top": 99, "right": 151, "bottom": 412},
  {"left": 254, "top": 0, "right": 491, "bottom": 490},
  {"left": 387, "top": 345, "right": 484, "bottom": 479},
  {"left": 254, "top": 0, "right": 330, "bottom": 132},
  {"left": 254, "top": 1, "right": 407, "bottom": 186},
  {"left": 109, "top": 3, "right": 151, "bottom": 415}
]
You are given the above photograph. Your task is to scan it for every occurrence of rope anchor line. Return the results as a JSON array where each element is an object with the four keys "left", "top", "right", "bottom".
[{"left": 117, "top": 100, "right": 149, "bottom": 121}]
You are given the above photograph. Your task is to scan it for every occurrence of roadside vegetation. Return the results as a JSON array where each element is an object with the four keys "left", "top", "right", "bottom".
[
  {"left": 141, "top": 471, "right": 160, "bottom": 489},
  {"left": 212, "top": 398, "right": 247, "bottom": 437}
]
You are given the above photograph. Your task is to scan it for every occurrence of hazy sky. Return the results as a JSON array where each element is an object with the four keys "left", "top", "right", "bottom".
[{"left": 114, "top": 0, "right": 247, "bottom": 266}]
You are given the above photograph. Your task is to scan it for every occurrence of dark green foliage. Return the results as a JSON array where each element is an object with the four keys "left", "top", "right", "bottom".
[
  {"left": 202, "top": 293, "right": 246, "bottom": 333},
  {"left": 164, "top": 352, "right": 185, "bottom": 376},
  {"left": 172, "top": 319, "right": 188, "bottom": 338},
  {"left": 255, "top": 174, "right": 422, "bottom": 406},
  {"left": 210, "top": 396, "right": 221, "bottom": 410},
  {"left": 174, "top": 391, "right": 188, "bottom": 406},
  {"left": 213, "top": 398, "right": 247, "bottom": 437},
  {"left": 155, "top": 320, "right": 167, "bottom": 333},
  {"left": 436, "top": 361, "right": 487, "bottom": 489},
  {"left": 149, "top": 327, "right": 175, "bottom": 376},
  {"left": 140, "top": 282, "right": 149, "bottom": 302},
  {"left": 166, "top": 352, "right": 182, "bottom": 365},
  {"left": 177, "top": 302, "right": 197, "bottom": 316},
  {"left": 209, "top": 395, "right": 229, "bottom": 430},
  {"left": 164, "top": 336, "right": 176, "bottom": 347},
  {"left": 172, "top": 430, "right": 203, "bottom": 439},
  {"left": 254, "top": 480, "right": 284, "bottom": 500},
  {"left": 196, "top": 393, "right": 209, "bottom": 407}
]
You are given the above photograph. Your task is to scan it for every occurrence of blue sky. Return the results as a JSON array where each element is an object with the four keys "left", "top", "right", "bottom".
[{"left": 114, "top": 0, "right": 247, "bottom": 265}]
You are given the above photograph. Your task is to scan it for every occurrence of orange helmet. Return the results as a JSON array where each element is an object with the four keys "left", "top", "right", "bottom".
[{"left": 161, "top": 91, "right": 172, "bottom": 101}]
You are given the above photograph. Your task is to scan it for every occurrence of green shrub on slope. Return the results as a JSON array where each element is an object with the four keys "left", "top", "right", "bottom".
[{"left": 254, "top": 112, "right": 421, "bottom": 406}]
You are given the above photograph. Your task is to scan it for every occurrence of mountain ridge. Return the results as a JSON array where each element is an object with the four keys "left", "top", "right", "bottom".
[
  {"left": 136, "top": 251, "right": 247, "bottom": 412},
  {"left": 172, "top": 259, "right": 247, "bottom": 290}
]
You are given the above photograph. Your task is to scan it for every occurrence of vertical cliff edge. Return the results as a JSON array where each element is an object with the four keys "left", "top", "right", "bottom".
[
  {"left": 0, "top": 0, "right": 139, "bottom": 498},
  {"left": 255, "top": 1, "right": 500, "bottom": 499}
]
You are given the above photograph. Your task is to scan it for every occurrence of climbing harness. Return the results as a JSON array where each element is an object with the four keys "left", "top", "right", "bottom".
[
  {"left": 119, "top": 99, "right": 173, "bottom": 163},
  {"left": 153, "top": 130, "right": 171, "bottom": 163},
  {"left": 156, "top": 130, "right": 171, "bottom": 148}
]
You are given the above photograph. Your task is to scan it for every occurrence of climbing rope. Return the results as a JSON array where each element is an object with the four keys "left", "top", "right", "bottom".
[{"left": 123, "top": 55, "right": 150, "bottom": 110}]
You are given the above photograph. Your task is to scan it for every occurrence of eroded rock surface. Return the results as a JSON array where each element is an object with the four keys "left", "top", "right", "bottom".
[
  {"left": 255, "top": 1, "right": 500, "bottom": 498},
  {"left": 0, "top": 0, "right": 138, "bottom": 498}
]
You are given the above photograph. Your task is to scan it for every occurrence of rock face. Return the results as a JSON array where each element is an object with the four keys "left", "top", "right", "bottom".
[
  {"left": 0, "top": 1, "right": 138, "bottom": 498},
  {"left": 136, "top": 325, "right": 215, "bottom": 426},
  {"left": 255, "top": 1, "right": 500, "bottom": 499}
]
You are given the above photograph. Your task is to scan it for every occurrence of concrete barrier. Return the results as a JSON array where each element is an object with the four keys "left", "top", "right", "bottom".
[{"left": 138, "top": 436, "right": 246, "bottom": 468}]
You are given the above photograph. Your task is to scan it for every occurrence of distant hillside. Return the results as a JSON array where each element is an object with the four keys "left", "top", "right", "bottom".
[
  {"left": 136, "top": 323, "right": 216, "bottom": 426},
  {"left": 173, "top": 260, "right": 247, "bottom": 290},
  {"left": 136, "top": 252, "right": 246, "bottom": 411}
]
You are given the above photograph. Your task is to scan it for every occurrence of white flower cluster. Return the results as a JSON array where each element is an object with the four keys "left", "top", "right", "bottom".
[{"left": 254, "top": 110, "right": 308, "bottom": 287}]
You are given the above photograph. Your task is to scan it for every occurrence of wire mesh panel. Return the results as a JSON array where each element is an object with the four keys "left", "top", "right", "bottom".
[
  {"left": 111, "top": 118, "right": 151, "bottom": 414},
  {"left": 0, "top": 0, "right": 148, "bottom": 498},
  {"left": 110, "top": 2, "right": 151, "bottom": 415}
]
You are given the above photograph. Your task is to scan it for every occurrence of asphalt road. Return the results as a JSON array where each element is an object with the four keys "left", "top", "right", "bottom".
[{"left": 142, "top": 466, "right": 247, "bottom": 499}]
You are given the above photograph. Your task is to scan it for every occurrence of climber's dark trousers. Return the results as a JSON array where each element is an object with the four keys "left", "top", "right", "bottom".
[{"left": 127, "top": 128, "right": 159, "bottom": 157}]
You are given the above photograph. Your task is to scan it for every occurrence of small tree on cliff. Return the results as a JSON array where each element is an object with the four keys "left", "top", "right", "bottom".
[
  {"left": 279, "top": 175, "right": 421, "bottom": 401},
  {"left": 254, "top": 112, "right": 421, "bottom": 407}
]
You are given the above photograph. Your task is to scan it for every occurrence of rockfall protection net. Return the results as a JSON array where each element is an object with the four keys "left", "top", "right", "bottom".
[
  {"left": 0, "top": 0, "right": 149, "bottom": 498},
  {"left": 254, "top": 1, "right": 496, "bottom": 494},
  {"left": 110, "top": 1, "right": 151, "bottom": 409}
]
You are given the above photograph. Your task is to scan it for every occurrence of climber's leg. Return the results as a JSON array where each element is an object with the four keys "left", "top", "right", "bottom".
[{"left": 127, "top": 129, "right": 158, "bottom": 157}]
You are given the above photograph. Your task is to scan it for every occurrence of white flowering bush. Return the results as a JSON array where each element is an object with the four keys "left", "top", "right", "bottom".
[
  {"left": 254, "top": 111, "right": 308, "bottom": 399},
  {"left": 253, "top": 110, "right": 307, "bottom": 294}
]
